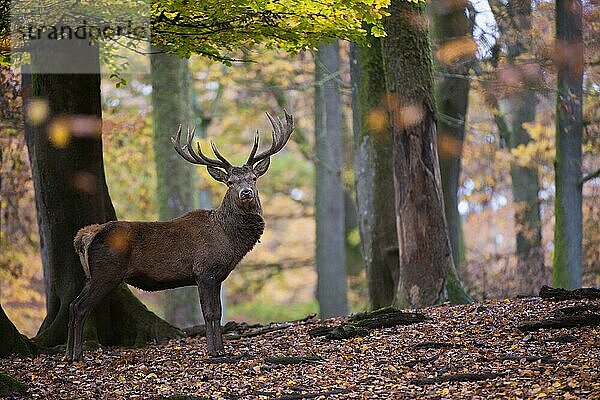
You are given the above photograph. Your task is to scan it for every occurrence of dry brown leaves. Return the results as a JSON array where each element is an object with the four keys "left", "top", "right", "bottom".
[{"left": 2, "top": 297, "right": 599, "bottom": 399}]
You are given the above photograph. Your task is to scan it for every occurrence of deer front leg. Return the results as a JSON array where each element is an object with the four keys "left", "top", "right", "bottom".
[
  {"left": 210, "top": 283, "right": 224, "bottom": 351},
  {"left": 197, "top": 281, "right": 224, "bottom": 356}
]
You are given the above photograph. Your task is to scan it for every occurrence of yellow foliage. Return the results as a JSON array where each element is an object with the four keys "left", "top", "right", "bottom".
[
  {"left": 0, "top": 245, "right": 45, "bottom": 337},
  {"left": 510, "top": 112, "right": 555, "bottom": 168}
]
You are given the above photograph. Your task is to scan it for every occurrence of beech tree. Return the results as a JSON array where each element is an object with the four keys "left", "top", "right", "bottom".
[
  {"left": 150, "top": 50, "right": 202, "bottom": 327},
  {"left": 490, "top": 0, "right": 544, "bottom": 294},
  {"left": 381, "top": 0, "right": 471, "bottom": 307},
  {"left": 553, "top": 0, "right": 584, "bottom": 289},
  {"left": 315, "top": 41, "right": 349, "bottom": 318},
  {"left": 432, "top": 0, "right": 474, "bottom": 271},
  {"left": 0, "top": 305, "right": 36, "bottom": 357},
  {"left": 351, "top": 38, "right": 398, "bottom": 310},
  {"left": 23, "top": 40, "right": 180, "bottom": 348}
]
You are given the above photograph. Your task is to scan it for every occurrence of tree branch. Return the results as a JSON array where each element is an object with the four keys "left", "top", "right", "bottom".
[{"left": 579, "top": 167, "right": 600, "bottom": 186}]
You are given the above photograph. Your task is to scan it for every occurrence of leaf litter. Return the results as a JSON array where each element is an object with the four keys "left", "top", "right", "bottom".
[{"left": 2, "top": 293, "right": 599, "bottom": 399}]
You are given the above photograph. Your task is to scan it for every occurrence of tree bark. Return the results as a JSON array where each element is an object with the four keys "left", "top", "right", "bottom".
[
  {"left": 0, "top": 304, "right": 36, "bottom": 357},
  {"left": 24, "top": 39, "right": 179, "bottom": 348},
  {"left": 381, "top": 1, "right": 471, "bottom": 307},
  {"left": 552, "top": 0, "right": 583, "bottom": 289},
  {"left": 315, "top": 41, "right": 349, "bottom": 318},
  {"left": 351, "top": 39, "right": 398, "bottom": 309},
  {"left": 432, "top": 0, "right": 472, "bottom": 272},
  {"left": 151, "top": 48, "right": 202, "bottom": 328},
  {"left": 493, "top": 0, "right": 545, "bottom": 294}
]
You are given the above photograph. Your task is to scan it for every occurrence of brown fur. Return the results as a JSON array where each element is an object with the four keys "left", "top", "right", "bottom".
[{"left": 73, "top": 224, "right": 103, "bottom": 279}]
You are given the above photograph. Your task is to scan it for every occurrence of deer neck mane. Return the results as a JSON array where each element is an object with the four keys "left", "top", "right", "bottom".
[{"left": 214, "top": 191, "right": 265, "bottom": 255}]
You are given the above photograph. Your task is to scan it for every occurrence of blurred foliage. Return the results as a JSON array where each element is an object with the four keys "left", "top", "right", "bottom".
[{"left": 0, "top": 67, "right": 44, "bottom": 337}]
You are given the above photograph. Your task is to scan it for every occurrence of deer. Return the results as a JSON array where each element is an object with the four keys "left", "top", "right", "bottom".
[{"left": 66, "top": 110, "right": 294, "bottom": 361}]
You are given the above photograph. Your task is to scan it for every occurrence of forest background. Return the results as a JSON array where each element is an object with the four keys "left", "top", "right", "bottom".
[{"left": 1, "top": 0, "right": 599, "bottom": 339}]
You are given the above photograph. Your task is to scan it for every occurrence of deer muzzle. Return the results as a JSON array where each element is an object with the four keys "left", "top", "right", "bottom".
[{"left": 239, "top": 188, "right": 254, "bottom": 200}]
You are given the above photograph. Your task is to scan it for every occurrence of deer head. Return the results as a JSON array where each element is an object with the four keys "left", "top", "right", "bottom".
[{"left": 171, "top": 110, "right": 294, "bottom": 212}]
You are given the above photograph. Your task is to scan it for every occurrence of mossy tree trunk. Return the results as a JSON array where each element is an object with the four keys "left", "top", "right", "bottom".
[
  {"left": 351, "top": 39, "right": 399, "bottom": 310},
  {"left": 24, "top": 39, "right": 180, "bottom": 349},
  {"left": 381, "top": 1, "right": 472, "bottom": 307},
  {"left": 432, "top": 0, "right": 473, "bottom": 273},
  {"left": 151, "top": 48, "right": 202, "bottom": 328},
  {"left": 315, "top": 41, "right": 349, "bottom": 318},
  {"left": 0, "top": 304, "right": 36, "bottom": 357},
  {"left": 553, "top": 0, "right": 583, "bottom": 288}
]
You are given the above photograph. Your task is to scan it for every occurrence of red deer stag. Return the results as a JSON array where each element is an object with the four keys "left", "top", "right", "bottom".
[{"left": 67, "top": 111, "right": 294, "bottom": 361}]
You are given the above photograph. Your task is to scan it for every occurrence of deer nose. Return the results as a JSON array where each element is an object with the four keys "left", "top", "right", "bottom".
[{"left": 239, "top": 188, "right": 254, "bottom": 200}]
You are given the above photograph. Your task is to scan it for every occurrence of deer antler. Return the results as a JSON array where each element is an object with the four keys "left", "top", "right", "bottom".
[
  {"left": 171, "top": 125, "right": 232, "bottom": 170},
  {"left": 246, "top": 110, "right": 294, "bottom": 166}
]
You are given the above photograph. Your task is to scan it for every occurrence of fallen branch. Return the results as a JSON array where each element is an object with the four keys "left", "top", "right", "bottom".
[
  {"left": 554, "top": 304, "right": 599, "bottom": 317},
  {"left": 518, "top": 314, "right": 600, "bottom": 332},
  {"left": 308, "top": 308, "right": 428, "bottom": 341},
  {"left": 411, "top": 372, "right": 502, "bottom": 385},
  {"left": 184, "top": 315, "right": 315, "bottom": 339},
  {"left": 184, "top": 321, "right": 262, "bottom": 337},
  {"left": 579, "top": 167, "right": 600, "bottom": 186},
  {"left": 500, "top": 355, "right": 558, "bottom": 363},
  {"left": 308, "top": 324, "right": 369, "bottom": 340},
  {"left": 404, "top": 355, "right": 439, "bottom": 367},
  {"left": 265, "top": 356, "right": 324, "bottom": 365},
  {"left": 353, "top": 312, "right": 428, "bottom": 329},
  {"left": 226, "top": 323, "right": 293, "bottom": 340},
  {"left": 544, "top": 335, "right": 577, "bottom": 343},
  {"left": 539, "top": 286, "right": 600, "bottom": 301}
]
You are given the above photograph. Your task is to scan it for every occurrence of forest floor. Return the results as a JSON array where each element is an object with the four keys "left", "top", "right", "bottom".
[{"left": 1, "top": 290, "right": 599, "bottom": 399}]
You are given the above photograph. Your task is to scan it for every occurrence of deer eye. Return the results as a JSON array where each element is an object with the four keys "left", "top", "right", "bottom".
[{"left": 226, "top": 180, "right": 233, "bottom": 186}]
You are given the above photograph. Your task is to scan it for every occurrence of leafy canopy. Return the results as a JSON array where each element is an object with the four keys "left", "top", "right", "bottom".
[
  {"left": 152, "top": 0, "right": 391, "bottom": 59},
  {"left": 2, "top": 0, "right": 391, "bottom": 63}
]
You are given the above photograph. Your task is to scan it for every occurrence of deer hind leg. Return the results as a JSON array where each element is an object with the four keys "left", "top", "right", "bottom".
[
  {"left": 69, "top": 278, "right": 120, "bottom": 361},
  {"left": 67, "top": 283, "right": 91, "bottom": 360},
  {"left": 198, "top": 282, "right": 224, "bottom": 356}
]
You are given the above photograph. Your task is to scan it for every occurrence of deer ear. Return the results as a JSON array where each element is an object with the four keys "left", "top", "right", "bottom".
[
  {"left": 253, "top": 157, "right": 270, "bottom": 177},
  {"left": 207, "top": 166, "right": 228, "bottom": 184}
]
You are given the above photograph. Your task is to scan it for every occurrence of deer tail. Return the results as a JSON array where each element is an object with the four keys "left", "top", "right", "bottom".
[{"left": 73, "top": 224, "right": 103, "bottom": 279}]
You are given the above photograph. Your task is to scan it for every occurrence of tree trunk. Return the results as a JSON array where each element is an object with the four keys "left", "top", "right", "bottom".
[
  {"left": 505, "top": 93, "right": 544, "bottom": 293},
  {"left": 432, "top": 0, "right": 472, "bottom": 272},
  {"left": 351, "top": 39, "right": 398, "bottom": 310},
  {"left": 0, "top": 304, "right": 36, "bottom": 357},
  {"left": 493, "top": 0, "right": 544, "bottom": 294},
  {"left": 24, "top": 39, "right": 179, "bottom": 348},
  {"left": 315, "top": 41, "right": 349, "bottom": 318},
  {"left": 381, "top": 1, "right": 471, "bottom": 307},
  {"left": 553, "top": 0, "right": 583, "bottom": 289},
  {"left": 151, "top": 48, "right": 202, "bottom": 328}
]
